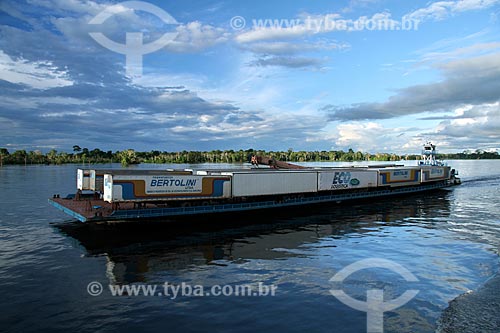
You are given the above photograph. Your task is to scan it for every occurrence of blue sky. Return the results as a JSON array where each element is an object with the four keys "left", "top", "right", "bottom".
[{"left": 1, "top": 0, "right": 499, "bottom": 153}]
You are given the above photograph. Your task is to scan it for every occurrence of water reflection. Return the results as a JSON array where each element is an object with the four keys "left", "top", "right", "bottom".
[{"left": 56, "top": 190, "right": 453, "bottom": 284}]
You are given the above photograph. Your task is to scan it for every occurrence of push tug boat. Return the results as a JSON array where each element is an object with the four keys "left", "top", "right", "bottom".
[{"left": 49, "top": 143, "right": 461, "bottom": 222}]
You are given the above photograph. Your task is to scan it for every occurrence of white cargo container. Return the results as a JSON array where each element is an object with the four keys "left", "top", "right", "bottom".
[
  {"left": 318, "top": 169, "right": 378, "bottom": 191},
  {"left": 223, "top": 171, "right": 318, "bottom": 197},
  {"left": 77, "top": 169, "right": 91, "bottom": 190},
  {"left": 421, "top": 166, "right": 450, "bottom": 182},
  {"left": 378, "top": 167, "right": 421, "bottom": 187},
  {"left": 103, "top": 173, "right": 231, "bottom": 202},
  {"left": 194, "top": 170, "right": 224, "bottom": 176},
  {"left": 103, "top": 174, "right": 113, "bottom": 202},
  {"left": 89, "top": 169, "right": 102, "bottom": 192},
  {"left": 85, "top": 169, "right": 193, "bottom": 192}
]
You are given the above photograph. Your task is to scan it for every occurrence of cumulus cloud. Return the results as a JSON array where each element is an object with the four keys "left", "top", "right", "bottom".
[
  {"left": 2, "top": 0, "right": 499, "bottom": 152},
  {"left": 235, "top": 25, "right": 309, "bottom": 44},
  {"left": 164, "top": 21, "right": 230, "bottom": 53},
  {"left": 0, "top": 50, "right": 73, "bottom": 89},
  {"left": 404, "top": 0, "right": 500, "bottom": 22},
  {"left": 0, "top": 76, "right": 283, "bottom": 150},
  {"left": 28, "top": 0, "right": 108, "bottom": 16},
  {"left": 240, "top": 39, "right": 345, "bottom": 71},
  {"left": 0, "top": 0, "right": 330, "bottom": 151},
  {"left": 417, "top": 41, "right": 500, "bottom": 65},
  {"left": 235, "top": 11, "right": 406, "bottom": 45},
  {"left": 239, "top": 40, "right": 349, "bottom": 55},
  {"left": 323, "top": 52, "right": 500, "bottom": 121},
  {"left": 309, "top": 121, "right": 422, "bottom": 153},
  {"left": 239, "top": 41, "right": 309, "bottom": 55},
  {"left": 0, "top": 0, "right": 271, "bottom": 151},
  {"left": 16, "top": 0, "right": 229, "bottom": 60},
  {"left": 432, "top": 102, "right": 500, "bottom": 140},
  {"left": 335, "top": 122, "right": 386, "bottom": 149},
  {"left": 248, "top": 56, "right": 328, "bottom": 69},
  {"left": 232, "top": 10, "right": 403, "bottom": 71},
  {"left": 395, "top": 104, "right": 500, "bottom": 152},
  {"left": 342, "top": 0, "right": 381, "bottom": 13}
]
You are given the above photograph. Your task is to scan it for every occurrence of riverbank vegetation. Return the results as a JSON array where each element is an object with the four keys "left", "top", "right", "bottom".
[{"left": 0, "top": 147, "right": 498, "bottom": 166}]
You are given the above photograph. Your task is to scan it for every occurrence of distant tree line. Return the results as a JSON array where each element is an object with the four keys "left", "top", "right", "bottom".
[
  {"left": 440, "top": 149, "right": 500, "bottom": 160},
  {"left": 0, "top": 146, "right": 498, "bottom": 167}
]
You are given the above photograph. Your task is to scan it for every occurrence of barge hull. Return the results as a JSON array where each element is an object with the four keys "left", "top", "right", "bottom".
[{"left": 49, "top": 181, "right": 453, "bottom": 223}]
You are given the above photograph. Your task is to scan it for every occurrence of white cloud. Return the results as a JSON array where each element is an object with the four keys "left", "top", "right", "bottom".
[
  {"left": 0, "top": 50, "right": 73, "bottom": 89},
  {"left": 235, "top": 25, "right": 310, "bottom": 44},
  {"left": 235, "top": 11, "right": 407, "bottom": 45},
  {"left": 305, "top": 121, "right": 427, "bottom": 153},
  {"left": 335, "top": 122, "right": 385, "bottom": 150},
  {"left": 3, "top": 0, "right": 499, "bottom": 153},
  {"left": 131, "top": 72, "right": 205, "bottom": 89},
  {"left": 417, "top": 41, "right": 500, "bottom": 64},
  {"left": 165, "top": 21, "right": 230, "bottom": 53},
  {"left": 239, "top": 40, "right": 350, "bottom": 55},
  {"left": 234, "top": 13, "right": 347, "bottom": 44},
  {"left": 404, "top": 0, "right": 500, "bottom": 22},
  {"left": 49, "top": 4, "right": 228, "bottom": 54},
  {"left": 402, "top": 103, "right": 500, "bottom": 151},
  {"left": 342, "top": 0, "right": 381, "bottom": 13},
  {"left": 348, "top": 11, "right": 402, "bottom": 31},
  {"left": 28, "top": 0, "right": 108, "bottom": 16},
  {"left": 325, "top": 50, "right": 500, "bottom": 121},
  {"left": 434, "top": 102, "right": 500, "bottom": 138},
  {"left": 248, "top": 55, "right": 328, "bottom": 69}
]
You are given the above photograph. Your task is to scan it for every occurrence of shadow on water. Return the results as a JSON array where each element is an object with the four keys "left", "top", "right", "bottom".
[{"left": 53, "top": 190, "right": 454, "bottom": 284}]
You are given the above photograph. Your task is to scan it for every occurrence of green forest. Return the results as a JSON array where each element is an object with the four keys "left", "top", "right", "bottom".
[{"left": 0, "top": 146, "right": 498, "bottom": 167}]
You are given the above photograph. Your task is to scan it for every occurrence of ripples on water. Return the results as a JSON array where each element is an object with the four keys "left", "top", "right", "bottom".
[{"left": 0, "top": 161, "right": 499, "bottom": 333}]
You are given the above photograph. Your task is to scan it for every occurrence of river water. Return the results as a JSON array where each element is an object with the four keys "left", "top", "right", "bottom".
[{"left": 0, "top": 160, "right": 499, "bottom": 333}]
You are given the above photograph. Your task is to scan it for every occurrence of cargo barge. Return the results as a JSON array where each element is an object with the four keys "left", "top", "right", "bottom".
[{"left": 49, "top": 143, "right": 461, "bottom": 222}]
